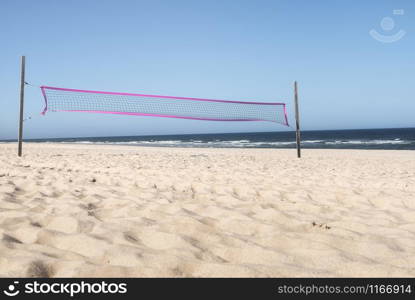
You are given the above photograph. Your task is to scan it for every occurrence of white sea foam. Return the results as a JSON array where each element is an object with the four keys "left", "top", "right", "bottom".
[
  {"left": 13, "top": 136, "right": 412, "bottom": 149},
  {"left": 326, "top": 139, "right": 409, "bottom": 145}
]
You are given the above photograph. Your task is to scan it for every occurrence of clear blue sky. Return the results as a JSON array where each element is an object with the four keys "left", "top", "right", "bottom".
[{"left": 1, "top": 0, "right": 414, "bottom": 139}]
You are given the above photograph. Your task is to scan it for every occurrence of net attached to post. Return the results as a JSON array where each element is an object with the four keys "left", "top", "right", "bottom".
[{"left": 40, "top": 86, "right": 289, "bottom": 126}]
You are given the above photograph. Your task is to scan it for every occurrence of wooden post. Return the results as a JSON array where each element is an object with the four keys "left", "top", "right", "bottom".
[
  {"left": 294, "top": 81, "right": 301, "bottom": 158},
  {"left": 18, "top": 56, "right": 25, "bottom": 157}
]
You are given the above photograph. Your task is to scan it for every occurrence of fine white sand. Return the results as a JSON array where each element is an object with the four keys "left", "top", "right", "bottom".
[{"left": 0, "top": 143, "right": 414, "bottom": 277}]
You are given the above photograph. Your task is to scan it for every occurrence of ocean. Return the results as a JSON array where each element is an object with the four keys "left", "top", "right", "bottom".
[{"left": 5, "top": 128, "right": 415, "bottom": 150}]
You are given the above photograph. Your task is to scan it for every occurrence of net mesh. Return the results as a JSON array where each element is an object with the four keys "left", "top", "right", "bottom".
[{"left": 41, "top": 86, "right": 288, "bottom": 125}]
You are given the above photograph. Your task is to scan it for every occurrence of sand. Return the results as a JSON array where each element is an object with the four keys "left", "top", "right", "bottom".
[{"left": 0, "top": 143, "right": 414, "bottom": 277}]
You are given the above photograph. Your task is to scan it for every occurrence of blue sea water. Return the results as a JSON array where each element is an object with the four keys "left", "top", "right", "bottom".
[{"left": 4, "top": 128, "right": 415, "bottom": 150}]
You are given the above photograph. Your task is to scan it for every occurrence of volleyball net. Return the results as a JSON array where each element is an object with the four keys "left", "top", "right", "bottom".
[{"left": 40, "top": 86, "right": 289, "bottom": 125}]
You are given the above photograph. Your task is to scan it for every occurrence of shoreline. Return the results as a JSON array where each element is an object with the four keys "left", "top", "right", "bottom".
[{"left": 1, "top": 142, "right": 414, "bottom": 152}]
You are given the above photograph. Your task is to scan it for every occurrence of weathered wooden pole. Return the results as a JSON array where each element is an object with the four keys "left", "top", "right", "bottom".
[
  {"left": 18, "top": 56, "right": 26, "bottom": 157},
  {"left": 294, "top": 81, "right": 301, "bottom": 158}
]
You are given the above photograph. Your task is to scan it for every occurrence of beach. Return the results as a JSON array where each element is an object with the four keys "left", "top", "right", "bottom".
[{"left": 0, "top": 143, "right": 414, "bottom": 277}]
